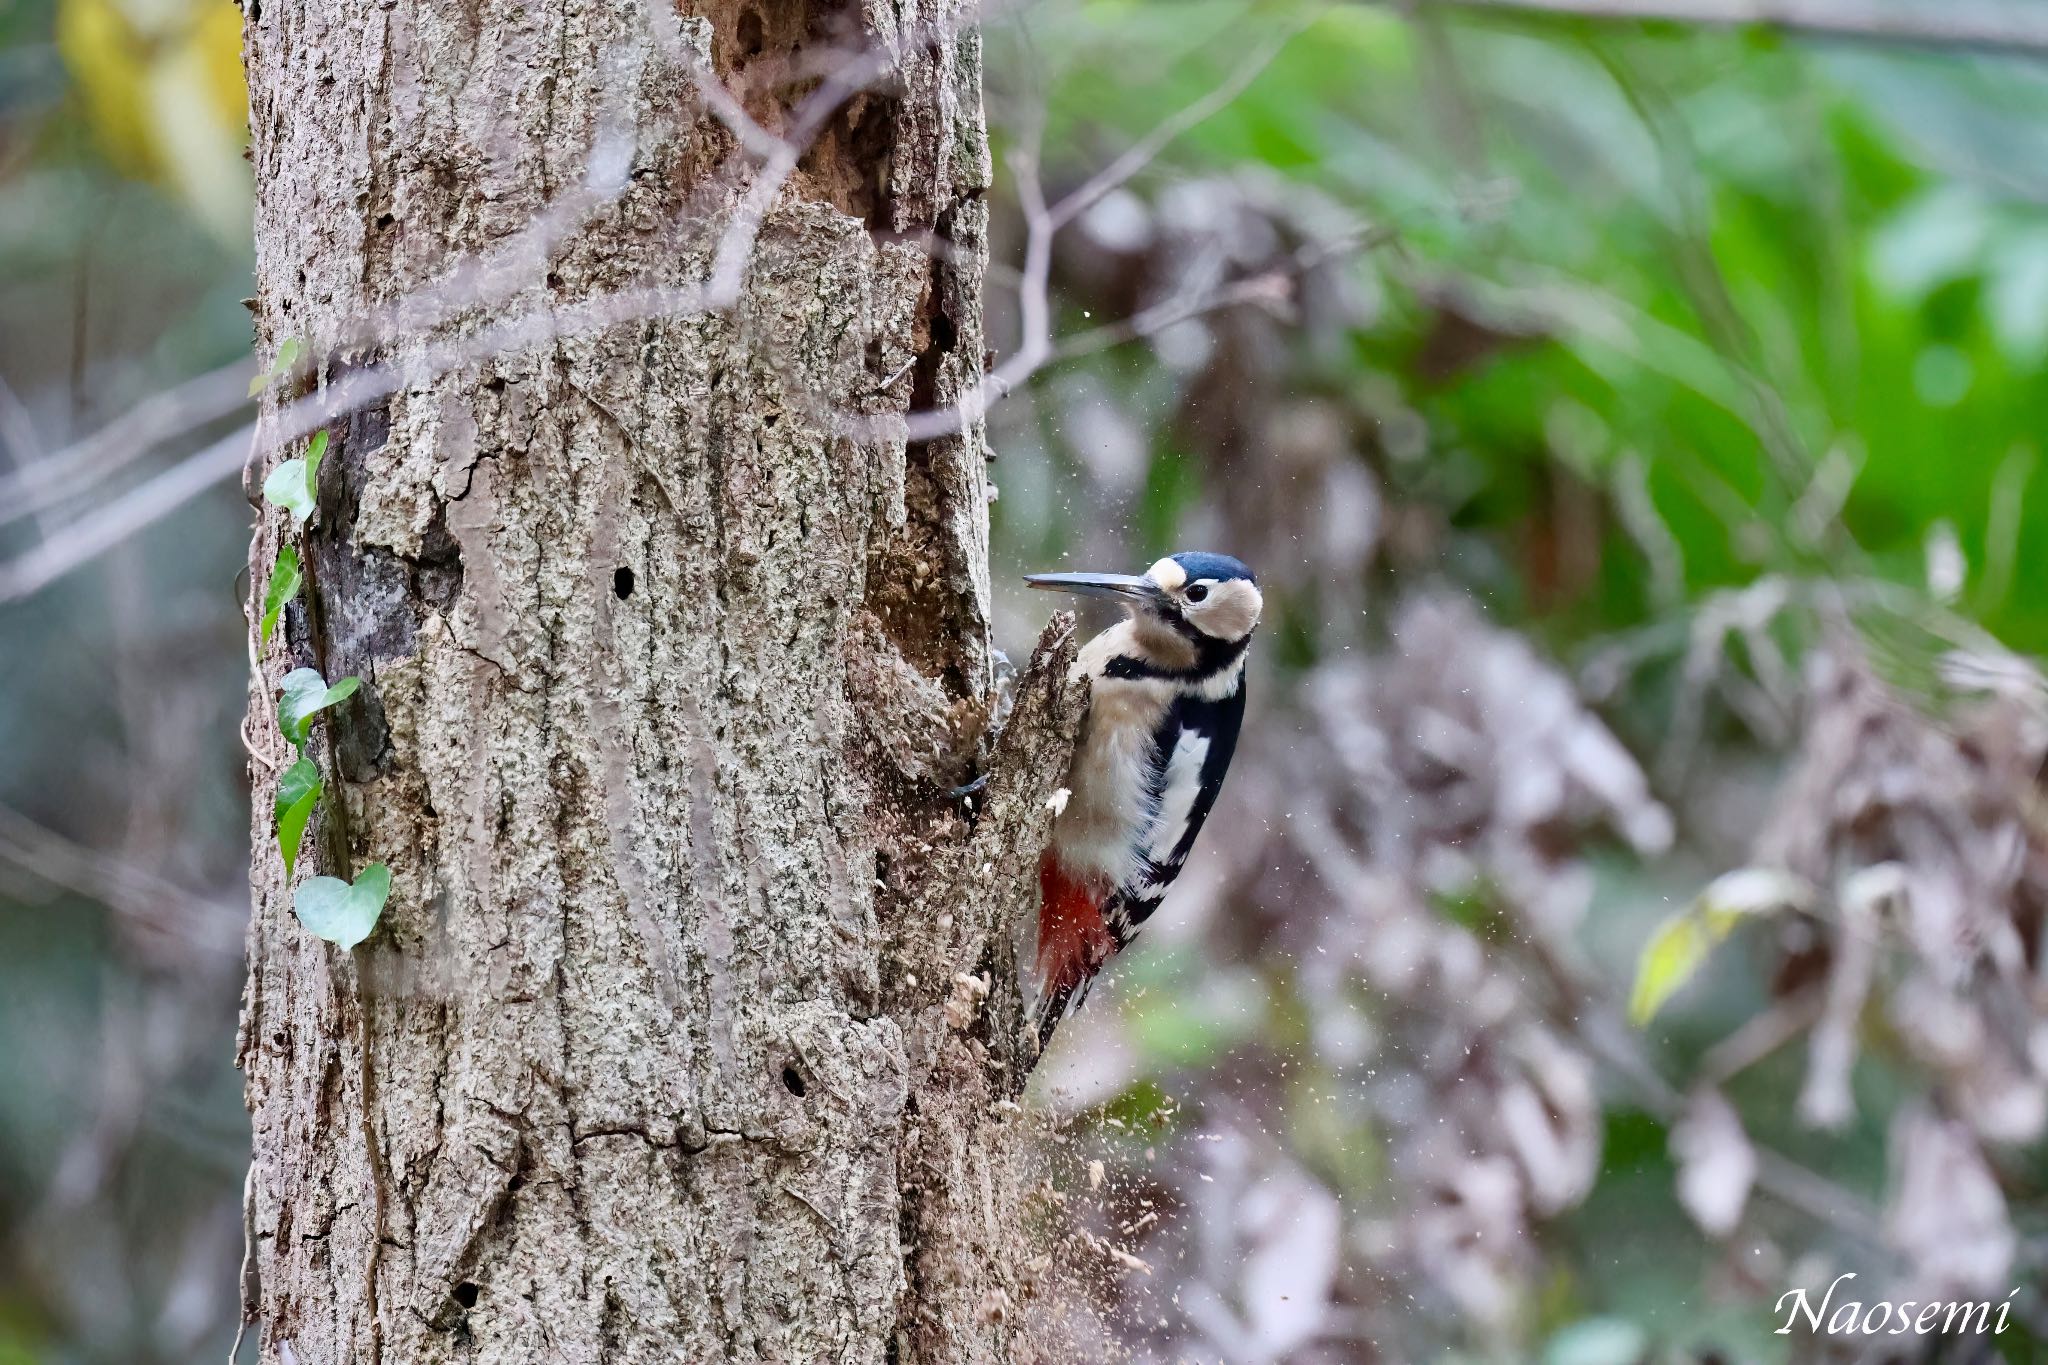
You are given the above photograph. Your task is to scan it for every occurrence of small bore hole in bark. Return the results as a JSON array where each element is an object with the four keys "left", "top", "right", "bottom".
[
  {"left": 452, "top": 1281, "right": 481, "bottom": 1309},
  {"left": 374, "top": 212, "right": 394, "bottom": 229},
  {"left": 781, "top": 1066, "right": 807, "bottom": 1098},
  {"left": 737, "top": 8, "right": 764, "bottom": 56},
  {"left": 546, "top": 271, "right": 563, "bottom": 289},
  {"left": 931, "top": 310, "right": 957, "bottom": 354},
  {"left": 613, "top": 566, "right": 635, "bottom": 599}
]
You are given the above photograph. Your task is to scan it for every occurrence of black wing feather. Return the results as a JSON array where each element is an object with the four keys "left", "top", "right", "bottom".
[{"left": 1102, "top": 676, "right": 1246, "bottom": 943}]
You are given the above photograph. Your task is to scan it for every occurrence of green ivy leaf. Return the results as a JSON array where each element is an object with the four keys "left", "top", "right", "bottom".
[
  {"left": 274, "top": 757, "right": 322, "bottom": 877},
  {"left": 259, "top": 545, "right": 303, "bottom": 646},
  {"left": 249, "top": 336, "right": 305, "bottom": 396},
  {"left": 292, "top": 861, "right": 390, "bottom": 950},
  {"left": 261, "top": 459, "right": 309, "bottom": 519},
  {"left": 277, "top": 666, "right": 361, "bottom": 751},
  {"left": 274, "top": 756, "right": 320, "bottom": 819},
  {"left": 261, "top": 430, "right": 329, "bottom": 526}
]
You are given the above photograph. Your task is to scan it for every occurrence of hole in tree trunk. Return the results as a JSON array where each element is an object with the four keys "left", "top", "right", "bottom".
[
  {"left": 613, "top": 566, "right": 635, "bottom": 599},
  {"left": 452, "top": 1281, "right": 481, "bottom": 1309},
  {"left": 782, "top": 1066, "right": 807, "bottom": 1098}
]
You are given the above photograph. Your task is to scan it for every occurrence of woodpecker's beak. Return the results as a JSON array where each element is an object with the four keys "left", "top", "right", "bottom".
[{"left": 1025, "top": 572, "right": 1165, "bottom": 605}]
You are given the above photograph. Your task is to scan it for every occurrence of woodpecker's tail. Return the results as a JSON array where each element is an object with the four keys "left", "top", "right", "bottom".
[{"left": 1029, "top": 852, "right": 1117, "bottom": 1058}]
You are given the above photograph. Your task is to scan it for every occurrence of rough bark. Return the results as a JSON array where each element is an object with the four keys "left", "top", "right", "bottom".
[{"left": 236, "top": 3, "right": 1081, "bottom": 1361}]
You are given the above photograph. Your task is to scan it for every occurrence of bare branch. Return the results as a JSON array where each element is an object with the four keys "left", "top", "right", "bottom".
[
  {"left": 1053, "top": 223, "right": 1398, "bottom": 363},
  {"left": 0, "top": 7, "right": 930, "bottom": 600},
  {"left": 894, "top": 13, "right": 1327, "bottom": 443},
  {"left": 0, "top": 425, "right": 252, "bottom": 602},
  {"left": 0, "top": 0, "right": 1032, "bottom": 601},
  {"left": 0, "top": 803, "right": 242, "bottom": 961},
  {"left": 0, "top": 361, "right": 251, "bottom": 530},
  {"left": 1046, "top": 10, "right": 1325, "bottom": 233}
]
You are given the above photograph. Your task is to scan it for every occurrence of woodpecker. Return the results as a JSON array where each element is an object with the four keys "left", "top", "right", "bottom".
[{"left": 1024, "top": 551, "right": 1262, "bottom": 1054}]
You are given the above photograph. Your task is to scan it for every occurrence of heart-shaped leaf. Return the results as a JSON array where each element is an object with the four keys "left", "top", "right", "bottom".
[
  {"left": 292, "top": 862, "right": 390, "bottom": 950},
  {"left": 249, "top": 336, "right": 304, "bottom": 396},
  {"left": 259, "top": 545, "right": 303, "bottom": 646},
  {"left": 277, "top": 666, "right": 361, "bottom": 751},
  {"left": 262, "top": 430, "right": 328, "bottom": 526},
  {"left": 274, "top": 757, "right": 323, "bottom": 877}
]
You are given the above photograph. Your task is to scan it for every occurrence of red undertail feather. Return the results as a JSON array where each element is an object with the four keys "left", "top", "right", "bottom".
[{"left": 1032, "top": 852, "right": 1117, "bottom": 1053}]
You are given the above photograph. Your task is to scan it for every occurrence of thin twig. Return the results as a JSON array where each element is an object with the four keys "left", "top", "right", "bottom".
[
  {"left": 1046, "top": 11, "right": 1326, "bottom": 233},
  {"left": 0, "top": 372, "right": 57, "bottom": 542},
  {"left": 0, "top": 425, "right": 253, "bottom": 602},
  {"left": 1053, "top": 223, "right": 1399, "bottom": 363},
  {"left": 0, "top": 361, "right": 250, "bottom": 529},
  {"left": 0, "top": 803, "right": 243, "bottom": 958},
  {"left": 895, "top": 12, "right": 1328, "bottom": 443},
  {"left": 0, "top": 2, "right": 994, "bottom": 603}
]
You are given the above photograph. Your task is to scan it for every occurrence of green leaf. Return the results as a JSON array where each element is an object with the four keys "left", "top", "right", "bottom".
[
  {"left": 1629, "top": 869, "right": 1811, "bottom": 1025},
  {"left": 261, "top": 431, "right": 329, "bottom": 526},
  {"left": 274, "top": 757, "right": 320, "bottom": 819},
  {"left": 1628, "top": 914, "right": 1723, "bottom": 1026},
  {"left": 292, "top": 862, "right": 390, "bottom": 950},
  {"left": 259, "top": 545, "right": 303, "bottom": 646},
  {"left": 249, "top": 336, "right": 305, "bottom": 396},
  {"left": 261, "top": 459, "right": 310, "bottom": 520},
  {"left": 277, "top": 667, "right": 362, "bottom": 751},
  {"left": 274, "top": 758, "right": 322, "bottom": 877}
]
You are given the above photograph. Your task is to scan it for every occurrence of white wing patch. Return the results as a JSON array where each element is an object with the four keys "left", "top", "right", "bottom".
[{"left": 1137, "top": 729, "right": 1211, "bottom": 894}]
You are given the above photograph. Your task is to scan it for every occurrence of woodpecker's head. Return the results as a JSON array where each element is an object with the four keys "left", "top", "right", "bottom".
[{"left": 1026, "top": 552, "right": 1263, "bottom": 645}]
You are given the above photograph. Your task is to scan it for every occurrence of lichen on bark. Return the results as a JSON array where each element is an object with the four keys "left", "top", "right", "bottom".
[{"left": 236, "top": 2, "right": 1079, "bottom": 1360}]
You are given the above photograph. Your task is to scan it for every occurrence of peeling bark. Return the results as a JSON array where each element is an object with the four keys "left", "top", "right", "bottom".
[{"left": 236, "top": 3, "right": 1081, "bottom": 1360}]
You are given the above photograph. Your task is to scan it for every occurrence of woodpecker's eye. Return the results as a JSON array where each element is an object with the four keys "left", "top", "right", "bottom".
[{"left": 1184, "top": 583, "right": 1210, "bottom": 603}]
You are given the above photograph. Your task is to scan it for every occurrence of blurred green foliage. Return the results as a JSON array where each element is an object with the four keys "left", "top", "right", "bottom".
[
  {"left": 1023, "top": 2, "right": 2048, "bottom": 649},
  {"left": 993, "top": 3, "right": 2048, "bottom": 1358}
]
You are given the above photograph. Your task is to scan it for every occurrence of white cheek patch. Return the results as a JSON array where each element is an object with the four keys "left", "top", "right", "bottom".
[{"left": 1207, "top": 581, "right": 1262, "bottom": 635}]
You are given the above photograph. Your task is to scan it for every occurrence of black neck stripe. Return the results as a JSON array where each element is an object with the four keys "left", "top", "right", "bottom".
[{"left": 1101, "top": 629, "right": 1251, "bottom": 683}]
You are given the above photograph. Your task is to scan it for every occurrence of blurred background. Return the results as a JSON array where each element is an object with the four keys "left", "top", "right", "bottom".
[{"left": 6, "top": 0, "right": 2048, "bottom": 1359}]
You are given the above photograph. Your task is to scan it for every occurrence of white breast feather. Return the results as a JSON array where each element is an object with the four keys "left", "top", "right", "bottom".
[
  {"left": 1053, "top": 673, "right": 1171, "bottom": 888},
  {"left": 1053, "top": 620, "right": 1241, "bottom": 894}
]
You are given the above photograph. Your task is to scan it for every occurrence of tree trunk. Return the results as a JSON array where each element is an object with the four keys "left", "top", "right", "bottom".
[{"left": 236, "top": 3, "right": 1080, "bottom": 1361}]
